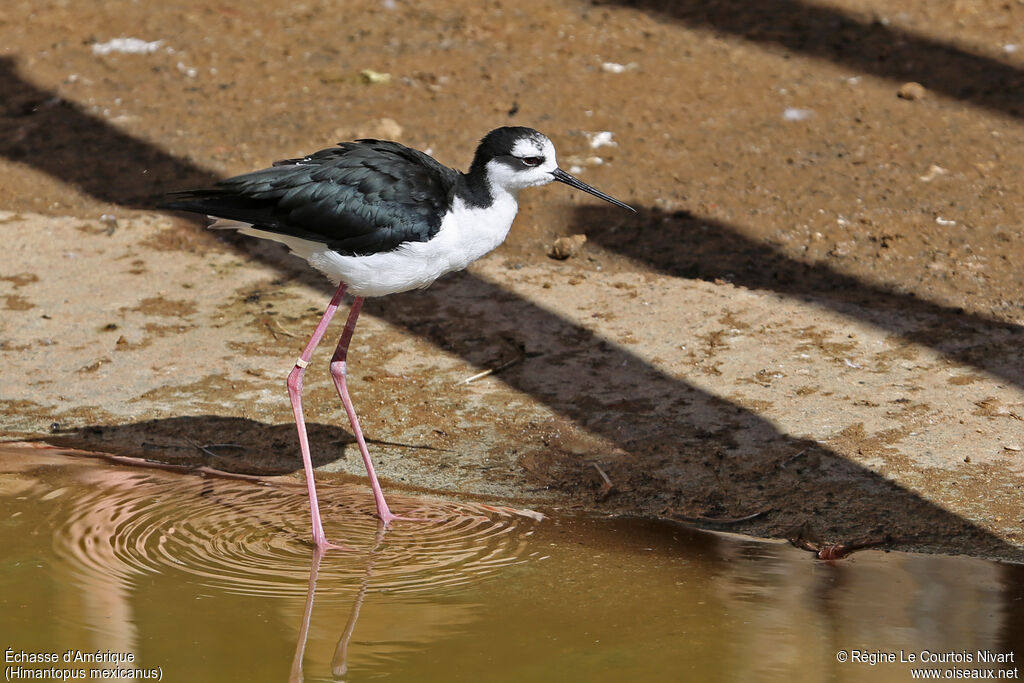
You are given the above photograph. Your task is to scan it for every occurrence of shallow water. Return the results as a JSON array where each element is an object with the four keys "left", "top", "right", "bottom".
[{"left": 1, "top": 446, "right": 1021, "bottom": 682}]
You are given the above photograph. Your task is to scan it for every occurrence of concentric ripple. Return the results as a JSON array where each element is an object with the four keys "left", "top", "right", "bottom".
[{"left": 41, "top": 452, "right": 542, "bottom": 600}]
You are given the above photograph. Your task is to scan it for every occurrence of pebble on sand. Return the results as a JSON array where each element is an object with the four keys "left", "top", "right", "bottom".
[
  {"left": 898, "top": 82, "right": 927, "bottom": 100},
  {"left": 549, "top": 234, "right": 587, "bottom": 260}
]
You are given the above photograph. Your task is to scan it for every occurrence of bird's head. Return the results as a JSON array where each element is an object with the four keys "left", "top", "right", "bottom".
[{"left": 472, "top": 127, "right": 635, "bottom": 211}]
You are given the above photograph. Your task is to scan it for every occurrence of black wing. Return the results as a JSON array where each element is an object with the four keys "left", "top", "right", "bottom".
[{"left": 160, "top": 140, "right": 459, "bottom": 256}]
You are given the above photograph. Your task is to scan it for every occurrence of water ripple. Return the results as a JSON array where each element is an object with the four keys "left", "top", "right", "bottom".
[{"left": 42, "top": 454, "right": 541, "bottom": 600}]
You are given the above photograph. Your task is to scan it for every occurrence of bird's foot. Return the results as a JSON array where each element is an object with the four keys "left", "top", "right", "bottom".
[
  {"left": 312, "top": 536, "right": 357, "bottom": 552},
  {"left": 377, "top": 509, "right": 432, "bottom": 526}
]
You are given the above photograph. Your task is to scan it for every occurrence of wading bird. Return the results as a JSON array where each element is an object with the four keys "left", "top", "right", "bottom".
[{"left": 163, "top": 126, "right": 634, "bottom": 549}]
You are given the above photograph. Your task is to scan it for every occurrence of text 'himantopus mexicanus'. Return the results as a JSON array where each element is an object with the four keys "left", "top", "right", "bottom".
[{"left": 163, "top": 126, "right": 634, "bottom": 549}]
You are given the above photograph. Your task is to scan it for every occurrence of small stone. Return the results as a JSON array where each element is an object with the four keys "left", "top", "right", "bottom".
[
  {"left": 898, "top": 82, "right": 926, "bottom": 100},
  {"left": 335, "top": 118, "right": 403, "bottom": 142},
  {"left": 360, "top": 69, "right": 391, "bottom": 85},
  {"left": 368, "top": 117, "right": 403, "bottom": 140},
  {"left": 99, "top": 213, "right": 118, "bottom": 234},
  {"left": 549, "top": 234, "right": 587, "bottom": 260},
  {"left": 919, "top": 165, "right": 947, "bottom": 182}
]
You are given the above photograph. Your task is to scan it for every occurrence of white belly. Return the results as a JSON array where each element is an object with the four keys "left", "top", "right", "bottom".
[{"left": 230, "top": 193, "right": 519, "bottom": 297}]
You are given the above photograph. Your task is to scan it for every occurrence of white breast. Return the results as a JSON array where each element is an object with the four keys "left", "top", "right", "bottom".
[{"left": 234, "top": 191, "right": 520, "bottom": 297}]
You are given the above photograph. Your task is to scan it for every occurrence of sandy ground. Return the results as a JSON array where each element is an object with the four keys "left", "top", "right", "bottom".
[{"left": 2, "top": 0, "right": 1024, "bottom": 560}]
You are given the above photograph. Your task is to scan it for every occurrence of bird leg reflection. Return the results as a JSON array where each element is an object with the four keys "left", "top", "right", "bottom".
[{"left": 288, "top": 526, "right": 387, "bottom": 682}]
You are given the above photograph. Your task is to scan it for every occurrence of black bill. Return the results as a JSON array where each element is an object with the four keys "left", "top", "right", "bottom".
[{"left": 551, "top": 168, "right": 636, "bottom": 212}]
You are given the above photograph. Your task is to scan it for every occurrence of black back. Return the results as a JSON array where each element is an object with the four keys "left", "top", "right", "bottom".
[{"left": 161, "top": 139, "right": 460, "bottom": 256}]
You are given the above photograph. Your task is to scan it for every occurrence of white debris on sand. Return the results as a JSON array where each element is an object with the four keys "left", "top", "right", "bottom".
[
  {"left": 585, "top": 131, "right": 618, "bottom": 149},
  {"left": 782, "top": 107, "right": 814, "bottom": 121},
  {"left": 91, "top": 38, "right": 164, "bottom": 55},
  {"left": 919, "top": 165, "right": 948, "bottom": 182},
  {"left": 176, "top": 61, "right": 198, "bottom": 78},
  {"left": 601, "top": 61, "right": 637, "bottom": 73}
]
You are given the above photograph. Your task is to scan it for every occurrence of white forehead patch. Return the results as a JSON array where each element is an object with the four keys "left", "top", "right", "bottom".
[
  {"left": 540, "top": 138, "right": 557, "bottom": 164},
  {"left": 511, "top": 135, "right": 554, "bottom": 159}
]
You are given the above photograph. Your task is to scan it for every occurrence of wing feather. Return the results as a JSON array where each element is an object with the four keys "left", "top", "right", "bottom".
[{"left": 160, "top": 140, "right": 459, "bottom": 256}]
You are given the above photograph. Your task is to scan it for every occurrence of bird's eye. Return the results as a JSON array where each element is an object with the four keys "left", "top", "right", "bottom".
[{"left": 521, "top": 156, "right": 542, "bottom": 167}]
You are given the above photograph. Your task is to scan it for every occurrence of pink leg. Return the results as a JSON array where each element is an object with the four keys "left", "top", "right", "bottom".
[
  {"left": 287, "top": 282, "right": 351, "bottom": 550},
  {"left": 327, "top": 297, "right": 408, "bottom": 525}
]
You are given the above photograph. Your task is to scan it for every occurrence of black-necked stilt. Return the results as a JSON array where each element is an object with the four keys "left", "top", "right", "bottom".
[{"left": 162, "top": 126, "right": 634, "bottom": 549}]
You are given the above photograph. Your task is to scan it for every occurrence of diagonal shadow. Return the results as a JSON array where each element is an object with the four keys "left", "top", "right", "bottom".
[
  {"left": 364, "top": 271, "right": 1022, "bottom": 561},
  {"left": 601, "top": 0, "right": 1024, "bottom": 120},
  {"left": 0, "top": 56, "right": 218, "bottom": 207},
  {"left": 580, "top": 205, "right": 1024, "bottom": 390},
  {"left": 1, "top": 56, "right": 1021, "bottom": 560}
]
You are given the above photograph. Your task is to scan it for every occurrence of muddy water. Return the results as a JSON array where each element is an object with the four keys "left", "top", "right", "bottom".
[{"left": 1, "top": 447, "right": 1021, "bottom": 683}]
